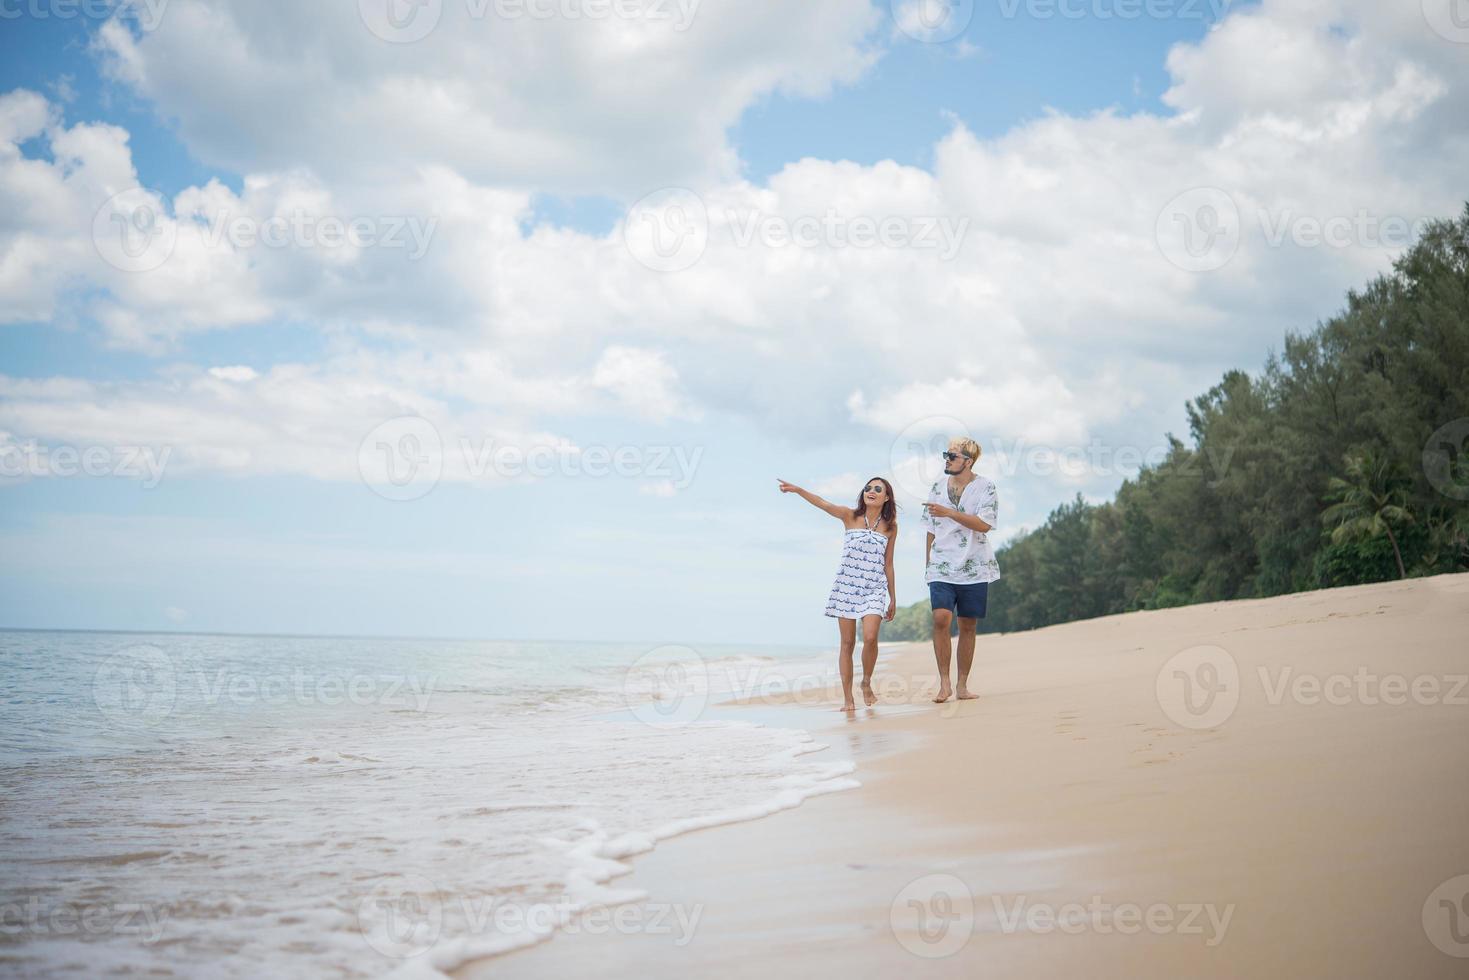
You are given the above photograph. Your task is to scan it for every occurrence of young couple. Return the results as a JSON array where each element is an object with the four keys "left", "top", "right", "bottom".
[{"left": 778, "top": 437, "right": 1001, "bottom": 711}]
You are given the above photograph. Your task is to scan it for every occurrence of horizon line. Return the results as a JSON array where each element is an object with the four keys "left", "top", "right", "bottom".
[{"left": 0, "top": 624, "right": 827, "bottom": 648}]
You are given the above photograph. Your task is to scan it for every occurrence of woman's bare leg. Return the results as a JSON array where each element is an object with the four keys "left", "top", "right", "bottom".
[
  {"left": 837, "top": 618, "right": 857, "bottom": 711},
  {"left": 860, "top": 615, "right": 881, "bottom": 706}
]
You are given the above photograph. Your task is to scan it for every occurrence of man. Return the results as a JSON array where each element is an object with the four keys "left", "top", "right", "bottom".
[{"left": 921, "top": 437, "right": 1000, "bottom": 703}]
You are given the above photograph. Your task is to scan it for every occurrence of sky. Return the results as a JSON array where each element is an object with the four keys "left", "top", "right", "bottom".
[{"left": 0, "top": 0, "right": 1466, "bottom": 644}]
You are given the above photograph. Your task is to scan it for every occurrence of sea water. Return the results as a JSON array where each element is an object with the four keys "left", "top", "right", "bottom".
[{"left": 0, "top": 630, "right": 853, "bottom": 977}]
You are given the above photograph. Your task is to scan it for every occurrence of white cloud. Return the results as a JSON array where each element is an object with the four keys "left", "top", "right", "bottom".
[
  {"left": 0, "top": 353, "right": 605, "bottom": 485},
  {"left": 848, "top": 375, "right": 1091, "bottom": 446},
  {"left": 92, "top": 0, "right": 882, "bottom": 197},
  {"left": 592, "top": 345, "right": 697, "bottom": 422},
  {"left": 1161, "top": 1, "right": 1464, "bottom": 137},
  {"left": 1, "top": 0, "right": 1466, "bottom": 501},
  {"left": 810, "top": 472, "right": 867, "bottom": 500},
  {"left": 207, "top": 365, "right": 259, "bottom": 382}
]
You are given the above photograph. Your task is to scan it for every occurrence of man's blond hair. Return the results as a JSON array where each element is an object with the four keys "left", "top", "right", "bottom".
[{"left": 949, "top": 437, "right": 981, "bottom": 460}]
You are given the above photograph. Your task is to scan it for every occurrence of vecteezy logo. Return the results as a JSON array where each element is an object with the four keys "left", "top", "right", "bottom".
[
  {"left": 92, "top": 644, "right": 177, "bottom": 729},
  {"left": 889, "top": 414, "right": 973, "bottom": 502},
  {"left": 622, "top": 188, "right": 709, "bottom": 273},
  {"left": 358, "top": 0, "right": 443, "bottom": 43},
  {"left": 1423, "top": 874, "right": 1469, "bottom": 957},
  {"left": 1156, "top": 644, "right": 1240, "bottom": 729},
  {"left": 1423, "top": 418, "right": 1469, "bottom": 501},
  {"left": 890, "top": 873, "right": 974, "bottom": 958},
  {"left": 357, "top": 875, "right": 443, "bottom": 959},
  {"left": 891, "top": 0, "right": 974, "bottom": 43},
  {"left": 1422, "top": 0, "right": 1469, "bottom": 44},
  {"left": 357, "top": 416, "right": 444, "bottom": 501},
  {"left": 623, "top": 645, "right": 710, "bottom": 729},
  {"left": 1156, "top": 187, "right": 1242, "bottom": 273},
  {"left": 92, "top": 188, "right": 178, "bottom": 274}
]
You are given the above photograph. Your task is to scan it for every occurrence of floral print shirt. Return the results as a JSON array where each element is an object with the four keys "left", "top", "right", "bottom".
[{"left": 923, "top": 476, "right": 1001, "bottom": 585}]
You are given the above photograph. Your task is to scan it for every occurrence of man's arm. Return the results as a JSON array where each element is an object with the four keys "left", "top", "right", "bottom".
[
  {"left": 926, "top": 531, "right": 934, "bottom": 567},
  {"left": 950, "top": 511, "right": 993, "bottom": 534},
  {"left": 924, "top": 504, "right": 992, "bottom": 534}
]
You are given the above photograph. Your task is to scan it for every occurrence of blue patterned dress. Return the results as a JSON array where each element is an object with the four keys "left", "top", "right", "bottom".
[{"left": 824, "top": 517, "right": 891, "bottom": 619}]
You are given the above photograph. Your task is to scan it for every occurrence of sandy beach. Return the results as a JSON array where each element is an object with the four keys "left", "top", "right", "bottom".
[{"left": 458, "top": 573, "right": 1469, "bottom": 979}]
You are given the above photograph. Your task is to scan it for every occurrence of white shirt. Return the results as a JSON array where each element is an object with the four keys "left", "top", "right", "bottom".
[{"left": 923, "top": 475, "right": 1001, "bottom": 585}]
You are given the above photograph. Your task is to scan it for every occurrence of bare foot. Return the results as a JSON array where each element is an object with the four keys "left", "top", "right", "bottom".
[
  {"left": 932, "top": 683, "right": 952, "bottom": 704},
  {"left": 956, "top": 687, "right": 978, "bottom": 700},
  {"left": 840, "top": 701, "right": 857, "bottom": 712},
  {"left": 861, "top": 681, "right": 877, "bottom": 706}
]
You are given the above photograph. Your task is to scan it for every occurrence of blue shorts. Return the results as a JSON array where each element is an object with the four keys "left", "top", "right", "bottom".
[{"left": 929, "top": 581, "right": 989, "bottom": 620}]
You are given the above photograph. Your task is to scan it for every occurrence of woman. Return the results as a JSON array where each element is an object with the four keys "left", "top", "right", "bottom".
[{"left": 777, "top": 477, "right": 898, "bottom": 711}]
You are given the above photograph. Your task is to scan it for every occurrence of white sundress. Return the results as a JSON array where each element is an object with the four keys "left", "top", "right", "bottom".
[{"left": 824, "top": 516, "right": 890, "bottom": 620}]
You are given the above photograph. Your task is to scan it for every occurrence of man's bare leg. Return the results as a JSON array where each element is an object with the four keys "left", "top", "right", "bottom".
[
  {"left": 956, "top": 618, "right": 979, "bottom": 699},
  {"left": 837, "top": 617, "right": 857, "bottom": 711},
  {"left": 860, "top": 615, "right": 880, "bottom": 706},
  {"left": 931, "top": 608, "right": 954, "bottom": 703}
]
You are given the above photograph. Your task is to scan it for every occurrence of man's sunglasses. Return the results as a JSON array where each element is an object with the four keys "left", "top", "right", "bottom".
[{"left": 941, "top": 451, "right": 973, "bottom": 461}]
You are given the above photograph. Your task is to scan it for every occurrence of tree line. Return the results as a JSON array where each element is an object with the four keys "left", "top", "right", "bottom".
[{"left": 885, "top": 205, "right": 1469, "bottom": 639}]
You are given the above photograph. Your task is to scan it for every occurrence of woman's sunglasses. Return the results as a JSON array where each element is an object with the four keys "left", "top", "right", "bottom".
[{"left": 863, "top": 484, "right": 886, "bottom": 494}]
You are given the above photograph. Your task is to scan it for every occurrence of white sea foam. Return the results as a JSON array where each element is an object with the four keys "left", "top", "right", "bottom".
[{"left": 0, "top": 631, "right": 853, "bottom": 977}]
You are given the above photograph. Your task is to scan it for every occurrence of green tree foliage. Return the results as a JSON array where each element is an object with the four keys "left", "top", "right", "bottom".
[
  {"left": 885, "top": 205, "right": 1469, "bottom": 636},
  {"left": 1321, "top": 450, "right": 1415, "bottom": 578},
  {"left": 883, "top": 598, "right": 936, "bottom": 641}
]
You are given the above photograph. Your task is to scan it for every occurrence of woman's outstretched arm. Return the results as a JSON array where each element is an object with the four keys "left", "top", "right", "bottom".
[{"left": 777, "top": 480, "right": 848, "bottom": 520}]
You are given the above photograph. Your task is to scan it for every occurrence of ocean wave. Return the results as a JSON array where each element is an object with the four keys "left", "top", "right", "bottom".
[{"left": 1, "top": 631, "right": 847, "bottom": 977}]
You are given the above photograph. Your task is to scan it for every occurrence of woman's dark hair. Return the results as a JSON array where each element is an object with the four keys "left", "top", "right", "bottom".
[{"left": 852, "top": 476, "right": 898, "bottom": 527}]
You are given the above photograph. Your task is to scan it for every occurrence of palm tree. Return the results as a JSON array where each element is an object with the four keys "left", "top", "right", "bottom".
[
  {"left": 1424, "top": 509, "right": 1469, "bottom": 572},
  {"left": 1321, "top": 450, "right": 1414, "bottom": 579}
]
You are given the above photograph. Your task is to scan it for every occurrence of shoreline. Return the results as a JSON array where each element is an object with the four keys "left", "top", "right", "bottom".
[{"left": 457, "top": 573, "right": 1469, "bottom": 979}]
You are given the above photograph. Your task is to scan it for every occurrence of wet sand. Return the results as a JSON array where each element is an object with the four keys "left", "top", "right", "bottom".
[{"left": 457, "top": 573, "right": 1469, "bottom": 979}]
